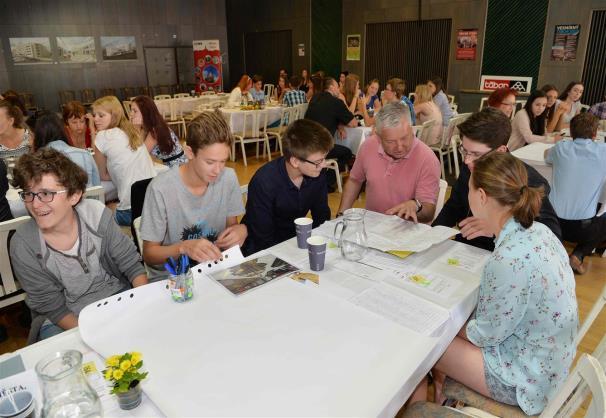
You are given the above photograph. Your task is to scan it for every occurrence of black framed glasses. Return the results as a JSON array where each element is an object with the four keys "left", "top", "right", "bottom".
[
  {"left": 298, "top": 157, "right": 326, "bottom": 169},
  {"left": 19, "top": 190, "right": 68, "bottom": 203},
  {"left": 458, "top": 145, "right": 496, "bottom": 160}
]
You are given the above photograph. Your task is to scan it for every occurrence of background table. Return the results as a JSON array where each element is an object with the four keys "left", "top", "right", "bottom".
[
  {"left": 337, "top": 126, "right": 373, "bottom": 154},
  {"left": 219, "top": 106, "right": 283, "bottom": 133}
]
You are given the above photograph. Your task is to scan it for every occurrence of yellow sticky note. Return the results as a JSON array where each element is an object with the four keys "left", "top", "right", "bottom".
[
  {"left": 447, "top": 258, "right": 460, "bottom": 266},
  {"left": 327, "top": 241, "right": 338, "bottom": 249},
  {"left": 82, "top": 361, "right": 97, "bottom": 376},
  {"left": 386, "top": 250, "right": 414, "bottom": 259},
  {"left": 409, "top": 274, "right": 431, "bottom": 286}
]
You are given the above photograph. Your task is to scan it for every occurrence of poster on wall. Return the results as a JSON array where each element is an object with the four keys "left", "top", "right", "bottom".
[
  {"left": 57, "top": 37, "right": 96, "bottom": 63},
  {"left": 193, "top": 39, "right": 223, "bottom": 93},
  {"left": 456, "top": 29, "right": 478, "bottom": 60},
  {"left": 298, "top": 43, "right": 305, "bottom": 57},
  {"left": 346, "top": 35, "right": 360, "bottom": 61},
  {"left": 550, "top": 24, "right": 580, "bottom": 61},
  {"left": 9, "top": 37, "right": 52, "bottom": 65},
  {"left": 101, "top": 36, "right": 137, "bottom": 61}
]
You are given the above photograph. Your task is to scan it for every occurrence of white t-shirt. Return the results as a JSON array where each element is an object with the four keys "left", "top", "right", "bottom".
[{"left": 95, "top": 127, "right": 156, "bottom": 210}]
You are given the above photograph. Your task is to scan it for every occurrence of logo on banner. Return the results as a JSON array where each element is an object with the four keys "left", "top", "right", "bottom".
[
  {"left": 510, "top": 81, "right": 528, "bottom": 91},
  {"left": 483, "top": 80, "right": 510, "bottom": 90},
  {"left": 480, "top": 75, "right": 532, "bottom": 93}
]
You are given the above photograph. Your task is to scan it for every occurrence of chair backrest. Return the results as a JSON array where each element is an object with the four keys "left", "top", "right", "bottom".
[
  {"left": 100, "top": 88, "right": 116, "bottom": 97},
  {"left": 19, "top": 92, "right": 35, "bottom": 109},
  {"left": 139, "top": 86, "right": 152, "bottom": 97},
  {"left": 433, "top": 179, "right": 448, "bottom": 222},
  {"left": 447, "top": 94, "right": 455, "bottom": 104},
  {"left": 540, "top": 354, "right": 606, "bottom": 418},
  {"left": 295, "top": 102, "right": 308, "bottom": 119},
  {"left": 156, "top": 85, "right": 172, "bottom": 95},
  {"left": 0, "top": 216, "right": 32, "bottom": 297},
  {"left": 479, "top": 97, "right": 488, "bottom": 111},
  {"left": 59, "top": 90, "right": 76, "bottom": 106},
  {"left": 241, "top": 110, "right": 269, "bottom": 138},
  {"left": 81, "top": 88, "right": 96, "bottom": 103},
  {"left": 121, "top": 87, "right": 137, "bottom": 100},
  {"left": 580, "top": 104, "right": 590, "bottom": 113},
  {"left": 122, "top": 100, "right": 132, "bottom": 116},
  {"left": 408, "top": 92, "right": 416, "bottom": 101},
  {"left": 440, "top": 114, "right": 465, "bottom": 149},
  {"left": 419, "top": 119, "right": 436, "bottom": 145},
  {"left": 130, "top": 178, "right": 154, "bottom": 253},
  {"left": 154, "top": 94, "right": 172, "bottom": 101},
  {"left": 201, "top": 91, "right": 215, "bottom": 96},
  {"left": 84, "top": 185, "right": 105, "bottom": 203},
  {"left": 449, "top": 103, "right": 458, "bottom": 113},
  {"left": 264, "top": 84, "right": 275, "bottom": 98},
  {"left": 174, "top": 93, "right": 190, "bottom": 98},
  {"left": 575, "top": 284, "right": 606, "bottom": 346}
]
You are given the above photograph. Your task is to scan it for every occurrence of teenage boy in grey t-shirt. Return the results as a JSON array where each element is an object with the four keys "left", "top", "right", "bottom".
[{"left": 140, "top": 111, "right": 247, "bottom": 279}]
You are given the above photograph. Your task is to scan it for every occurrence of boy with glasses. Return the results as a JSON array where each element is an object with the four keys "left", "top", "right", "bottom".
[
  {"left": 241, "top": 119, "right": 333, "bottom": 254},
  {"left": 10, "top": 148, "right": 147, "bottom": 340},
  {"left": 433, "top": 107, "right": 561, "bottom": 251}
]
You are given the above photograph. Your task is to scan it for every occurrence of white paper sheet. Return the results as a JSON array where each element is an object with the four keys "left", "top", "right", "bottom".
[
  {"left": 350, "top": 282, "right": 450, "bottom": 337},
  {"left": 438, "top": 245, "right": 491, "bottom": 274},
  {"left": 390, "top": 269, "right": 463, "bottom": 299}
]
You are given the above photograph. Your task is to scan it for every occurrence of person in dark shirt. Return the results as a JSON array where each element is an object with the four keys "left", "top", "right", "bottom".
[
  {"left": 0, "top": 159, "right": 13, "bottom": 222},
  {"left": 433, "top": 108, "right": 561, "bottom": 251},
  {"left": 305, "top": 77, "right": 357, "bottom": 190},
  {"left": 241, "top": 119, "right": 333, "bottom": 255}
]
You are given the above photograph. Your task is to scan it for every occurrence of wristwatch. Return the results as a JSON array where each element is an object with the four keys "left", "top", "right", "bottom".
[{"left": 414, "top": 199, "right": 423, "bottom": 213}]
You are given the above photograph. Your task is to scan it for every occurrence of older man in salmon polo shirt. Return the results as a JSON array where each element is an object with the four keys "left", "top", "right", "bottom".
[{"left": 337, "top": 102, "right": 440, "bottom": 223}]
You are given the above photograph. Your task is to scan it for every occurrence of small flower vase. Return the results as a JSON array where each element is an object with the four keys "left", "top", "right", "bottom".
[{"left": 116, "top": 382, "right": 142, "bottom": 410}]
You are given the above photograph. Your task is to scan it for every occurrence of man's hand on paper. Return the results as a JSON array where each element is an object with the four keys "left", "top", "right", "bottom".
[
  {"left": 385, "top": 200, "right": 418, "bottom": 223},
  {"left": 179, "top": 238, "right": 222, "bottom": 261},
  {"left": 458, "top": 216, "right": 493, "bottom": 240},
  {"left": 216, "top": 224, "right": 247, "bottom": 249}
]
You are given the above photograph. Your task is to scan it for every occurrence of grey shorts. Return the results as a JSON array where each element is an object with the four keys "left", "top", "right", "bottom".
[{"left": 484, "top": 365, "right": 518, "bottom": 406}]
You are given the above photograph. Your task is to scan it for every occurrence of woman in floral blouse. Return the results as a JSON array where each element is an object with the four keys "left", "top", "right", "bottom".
[{"left": 409, "top": 152, "right": 578, "bottom": 416}]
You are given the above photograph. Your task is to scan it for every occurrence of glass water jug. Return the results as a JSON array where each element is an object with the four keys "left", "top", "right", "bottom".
[
  {"left": 35, "top": 350, "right": 102, "bottom": 418},
  {"left": 333, "top": 209, "right": 368, "bottom": 261}
]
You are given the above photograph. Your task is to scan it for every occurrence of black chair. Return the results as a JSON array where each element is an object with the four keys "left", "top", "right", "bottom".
[{"left": 130, "top": 178, "right": 154, "bottom": 254}]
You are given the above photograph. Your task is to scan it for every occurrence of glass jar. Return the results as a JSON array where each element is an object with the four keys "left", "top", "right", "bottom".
[
  {"left": 35, "top": 350, "right": 102, "bottom": 418},
  {"left": 168, "top": 270, "right": 194, "bottom": 302}
]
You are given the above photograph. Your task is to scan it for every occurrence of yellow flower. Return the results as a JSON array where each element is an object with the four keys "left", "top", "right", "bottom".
[
  {"left": 120, "top": 360, "right": 131, "bottom": 371},
  {"left": 112, "top": 369, "right": 124, "bottom": 380},
  {"left": 104, "top": 369, "right": 113, "bottom": 380},
  {"left": 131, "top": 353, "right": 142, "bottom": 365},
  {"left": 106, "top": 355, "right": 120, "bottom": 367}
]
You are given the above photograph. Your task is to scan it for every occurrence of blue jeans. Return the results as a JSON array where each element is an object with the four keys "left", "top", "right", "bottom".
[
  {"left": 115, "top": 209, "right": 132, "bottom": 226},
  {"left": 39, "top": 322, "right": 65, "bottom": 340}
]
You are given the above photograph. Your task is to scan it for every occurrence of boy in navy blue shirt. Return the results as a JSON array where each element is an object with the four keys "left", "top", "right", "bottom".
[{"left": 242, "top": 119, "right": 333, "bottom": 254}]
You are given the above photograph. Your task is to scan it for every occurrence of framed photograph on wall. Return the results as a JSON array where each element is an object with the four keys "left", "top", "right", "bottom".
[
  {"left": 101, "top": 36, "right": 137, "bottom": 61},
  {"left": 346, "top": 34, "right": 361, "bottom": 61},
  {"left": 57, "top": 37, "right": 96, "bottom": 63},
  {"left": 9, "top": 37, "right": 52, "bottom": 65}
]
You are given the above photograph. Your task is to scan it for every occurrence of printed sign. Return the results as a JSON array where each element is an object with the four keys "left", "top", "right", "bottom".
[
  {"left": 193, "top": 39, "right": 223, "bottom": 93},
  {"left": 346, "top": 35, "right": 360, "bottom": 61},
  {"left": 551, "top": 24, "right": 580, "bottom": 62},
  {"left": 456, "top": 29, "right": 478, "bottom": 60},
  {"left": 480, "top": 75, "right": 533, "bottom": 93}
]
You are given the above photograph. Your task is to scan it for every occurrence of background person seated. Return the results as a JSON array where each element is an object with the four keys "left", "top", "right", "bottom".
[
  {"left": 507, "top": 89, "right": 553, "bottom": 152},
  {"left": 250, "top": 74, "right": 265, "bottom": 102},
  {"left": 140, "top": 111, "right": 246, "bottom": 281},
  {"left": 9, "top": 149, "right": 147, "bottom": 340},
  {"left": 381, "top": 78, "right": 415, "bottom": 125},
  {"left": 413, "top": 84, "right": 443, "bottom": 146},
  {"left": 62, "top": 101, "right": 92, "bottom": 149},
  {"left": 411, "top": 152, "right": 577, "bottom": 416},
  {"left": 545, "top": 112, "right": 606, "bottom": 274},
  {"left": 241, "top": 119, "right": 332, "bottom": 255},
  {"left": 337, "top": 102, "right": 440, "bottom": 223},
  {"left": 433, "top": 108, "right": 561, "bottom": 251},
  {"left": 227, "top": 75, "right": 253, "bottom": 107},
  {"left": 486, "top": 88, "right": 517, "bottom": 118}
]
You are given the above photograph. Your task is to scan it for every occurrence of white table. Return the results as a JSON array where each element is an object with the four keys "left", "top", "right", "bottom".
[
  {"left": 154, "top": 96, "right": 229, "bottom": 116},
  {"left": 2, "top": 214, "right": 486, "bottom": 416},
  {"left": 219, "top": 106, "right": 283, "bottom": 133},
  {"left": 337, "top": 126, "right": 373, "bottom": 154}
]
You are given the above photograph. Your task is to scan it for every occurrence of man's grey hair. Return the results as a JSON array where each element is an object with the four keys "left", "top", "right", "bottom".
[{"left": 374, "top": 102, "right": 412, "bottom": 134}]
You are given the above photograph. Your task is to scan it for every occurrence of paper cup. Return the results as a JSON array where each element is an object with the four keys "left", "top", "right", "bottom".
[
  {"left": 295, "top": 217, "right": 313, "bottom": 249},
  {"left": 307, "top": 236, "right": 327, "bottom": 271}
]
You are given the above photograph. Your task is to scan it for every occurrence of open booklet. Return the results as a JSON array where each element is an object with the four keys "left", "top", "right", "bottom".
[
  {"left": 315, "top": 210, "right": 459, "bottom": 253},
  {"left": 198, "top": 246, "right": 300, "bottom": 296}
]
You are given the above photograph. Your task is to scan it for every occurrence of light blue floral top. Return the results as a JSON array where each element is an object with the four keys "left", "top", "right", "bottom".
[{"left": 466, "top": 218, "right": 578, "bottom": 415}]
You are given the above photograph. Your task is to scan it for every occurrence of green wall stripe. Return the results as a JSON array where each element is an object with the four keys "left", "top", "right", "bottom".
[
  {"left": 311, "top": 0, "right": 342, "bottom": 79},
  {"left": 482, "top": 0, "right": 549, "bottom": 90}
]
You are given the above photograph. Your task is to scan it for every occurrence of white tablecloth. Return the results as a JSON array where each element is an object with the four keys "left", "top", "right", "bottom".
[
  {"left": 2, "top": 213, "right": 486, "bottom": 416},
  {"left": 337, "top": 126, "right": 373, "bottom": 154},
  {"left": 154, "top": 96, "right": 229, "bottom": 116},
  {"left": 219, "top": 106, "right": 283, "bottom": 133}
]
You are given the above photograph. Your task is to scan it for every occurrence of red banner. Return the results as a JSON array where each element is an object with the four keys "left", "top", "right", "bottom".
[
  {"left": 456, "top": 29, "right": 478, "bottom": 60},
  {"left": 193, "top": 39, "right": 222, "bottom": 93}
]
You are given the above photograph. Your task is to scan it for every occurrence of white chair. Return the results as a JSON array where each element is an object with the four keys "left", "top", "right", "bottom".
[
  {"left": 431, "top": 115, "right": 465, "bottom": 180},
  {"left": 263, "top": 84, "right": 275, "bottom": 99},
  {"left": 295, "top": 102, "right": 308, "bottom": 119},
  {"left": 122, "top": 100, "right": 132, "bottom": 116},
  {"left": 154, "top": 94, "right": 172, "bottom": 100},
  {"left": 325, "top": 159, "right": 342, "bottom": 193},
  {"left": 575, "top": 284, "right": 606, "bottom": 347},
  {"left": 267, "top": 107, "right": 298, "bottom": 156},
  {"left": 479, "top": 97, "right": 488, "bottom": 111},
  {"left": 231, "top": 110, "right": 271, "bottom": 166},
  {"left": 84, "top": 185, "right": 105, "bottom": 203},
  {"left": 447, "top": 95, "right": 456, "bottom": 105},
  {"left": 0, "top": 216, "right": 31, "bottom": 309},
  {"left": 450, "top": 103, "right": 458, "bottom": 113},
  {"left": 157, "top": 99, "right": 186, "bottom": 139},
  {"left": 580, "top": 104, "right": 590, "bottom": 113},
  {"left": 433, "top": 179, "right": 448, "bottom": 222},
  {"left": 511, "top": 100, "right": 526, "bottom": 120},
  {"left": 417, "top": 119, "right": 437, "bottom": 146},
  {"left": 174, "top": 93, "right": 190, "bottom": 98}
]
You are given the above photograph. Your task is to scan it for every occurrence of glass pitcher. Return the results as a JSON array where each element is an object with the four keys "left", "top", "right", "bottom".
[
  {"left": 333, "top": 209, "right": 368, "bottom": 261},
  {"left": 35, "top": 350, "right": 102, "bottom": 418}
]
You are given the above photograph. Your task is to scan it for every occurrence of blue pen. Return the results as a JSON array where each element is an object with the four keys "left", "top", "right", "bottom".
[
  {"left": 164, "top": 262, "right": 176, "bottom": 276},
  {"left": 183, "top": 254, "right": 189, "bottom": 272}
]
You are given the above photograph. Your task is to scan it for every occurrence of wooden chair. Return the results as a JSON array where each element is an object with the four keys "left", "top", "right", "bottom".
[
  {"left": 0, "top": 216, "right": 31, "bottom": 309},
  {"left": 80, "top": 88, "right": 96, "bottom": 104},
  {"left": 58, "top": 90, "right": 76, "bottom": 107},
  {"left": 231, "top": 110, "right": 271, "bottom": 167},
  {"left": 121, "top": 87, "right": 138, "bottom": 100},
  {"left": 100, "top": 88, "right": 116, "bottom": 97}
]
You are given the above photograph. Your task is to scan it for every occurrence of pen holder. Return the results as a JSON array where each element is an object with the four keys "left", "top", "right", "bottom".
[{"left": 168, "top": 269, "right": 194, "bottom": 303}]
